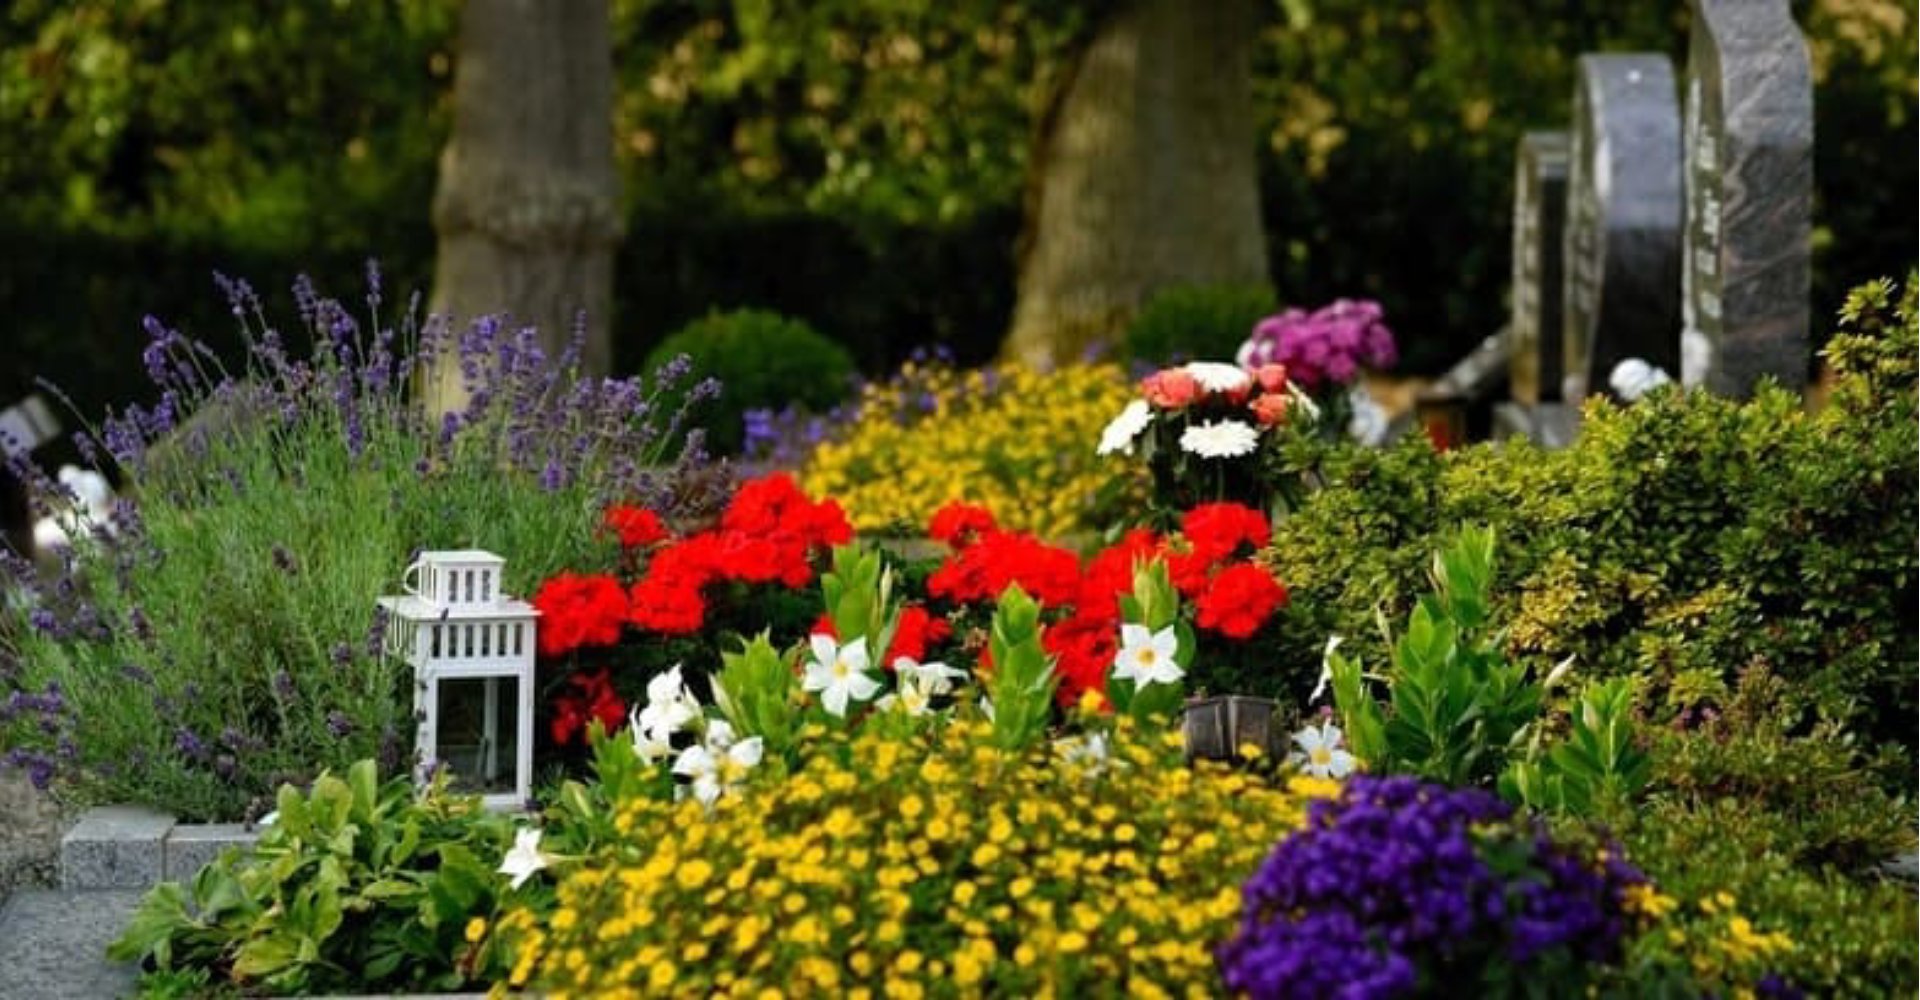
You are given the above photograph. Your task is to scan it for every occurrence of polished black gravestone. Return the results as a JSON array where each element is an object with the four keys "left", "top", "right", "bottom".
[
  {"left": 1681, "top": 0, "right": 1814, "bottom": 396},
  {"left": 1562, "top": 55, "right": 1682, "bottom": 401},
  {"left": 1510, "top": 131, "right": 1570, "bottom": 405}
]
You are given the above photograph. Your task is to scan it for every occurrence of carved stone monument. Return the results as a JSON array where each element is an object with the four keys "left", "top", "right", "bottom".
[
  {"left": 1510, "top": 131, "right": 1571, "bottom": 405},
  {"left": 1680, "top": 0, "right": 1814, "bottom": 396},
  {"left": 1562, "top": 55, "right": 1683, "bottom": 401}
]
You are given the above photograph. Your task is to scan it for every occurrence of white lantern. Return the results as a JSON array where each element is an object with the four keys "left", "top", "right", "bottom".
[{"left": 376, "top": 550, "right": 539, "bottom": 809}]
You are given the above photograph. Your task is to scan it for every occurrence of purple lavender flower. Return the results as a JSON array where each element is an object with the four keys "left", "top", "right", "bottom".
[
  {"left": 329, "top": 642, "right": 353, "bottom": 668},
  {"left": 326, "top": 711, "right": 356, "bottom": 737},
  {"left": 174, "top": 727, "right": 210, "bottom": 762}
]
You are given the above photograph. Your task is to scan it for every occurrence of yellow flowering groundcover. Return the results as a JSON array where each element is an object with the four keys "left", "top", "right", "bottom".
[
  {"left": 498, "top": 719, "right": 1333, "bottom": 997},
  {"left": 801, "top": 360, "right": 1148, "bottom": 539}
]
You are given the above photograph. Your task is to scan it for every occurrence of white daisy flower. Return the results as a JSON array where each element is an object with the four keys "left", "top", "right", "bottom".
[
  {"left": 1178, "top": 419, "right": 1260, "bottom": 459},
  {"left": 1097, "top": 399, "right": 1154, "bottom": 456},
  {"left": 1183, "top": 361, "right": 1253, "bottom": 394}
]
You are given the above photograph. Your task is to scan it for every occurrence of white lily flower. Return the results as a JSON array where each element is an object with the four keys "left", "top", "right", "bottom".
[
  {"left": 498, "top": 827, "right": 553, "bottom": 890},
  {"left": 1097, "top": 399, "right": 1154, "bottom": 456},
  {"left": 1112, "top": 623, "right": 1183, "bottom": 687},
  {"left": 1290, "top": 721, "right": 1357, "bottom": 779},
  {"left": 894, "top": 656, "right": 966, "bottom": 696},
  {"left": 635, "top": 664, "right": 700, "bottom": 738},
  {"left": 628, "top": 705, "right": 674, "bottom": 765},
  {"left": 672, "top": 731, "right": 765, "bottom": 805},
  {"left": 1308, "top": 635, "right": 1343, "bottom": 704},
  {"left": 802, "top": 634, "right": 880, "bottom": 717},
  {"left": 1178, "top": 419, "right": 1260, "bottom": 459},
  {"left": 1059, "top": 731, "right": 1111, "bottom": 771},
  {"left": 1183, "top": 361, "right": 1254, "bottom": 395}
]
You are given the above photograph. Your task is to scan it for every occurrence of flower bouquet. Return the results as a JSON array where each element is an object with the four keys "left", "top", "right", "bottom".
[
  {"left": 1097, "top": 360, "right": 1320, "bottom": 517},
  {"left": 1238, "top": 298, "right": 1398, "bottom": 443}
]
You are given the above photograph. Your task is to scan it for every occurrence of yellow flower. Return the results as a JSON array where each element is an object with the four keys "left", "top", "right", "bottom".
[{"left": 464, "top": 917, "right": 488, "bottom": 943}]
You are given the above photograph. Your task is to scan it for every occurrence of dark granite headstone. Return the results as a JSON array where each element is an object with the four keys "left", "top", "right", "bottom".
[
  {"left": 1562, "top": 55, "right": 1683, "bottom": 401},
  {"left": 1681, "top": 0, "right": 1814, "bottom": 396},
  {"left": 1510, "top": 132, "right": 1570, "bottom": 404}
]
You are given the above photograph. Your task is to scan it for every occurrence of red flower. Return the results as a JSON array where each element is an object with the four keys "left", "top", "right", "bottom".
[
  {"left": 721, "top": 474, "right": 811, "bottom": 537},
  {"left": 928, "top": 502, "right": 997, "bottom": 547},
  {"left": 1078, "top": 529, "right": 1166, "bottom": 618},
  {"left": 888, "top": 605, "right": 953, "bottom": 664},
  {"left": 603, "top": 505, "right": 669, "bottom": 548},
  {"left": 549, "top": 668, "right": 627, "bottom": 746},
  {"left": 531, "top": 573, "right": 629, "bottom": 657},
  {"left": 627, "top": 576, "right": 707, "bottom": 635},
  {"left": 1044, "top": 611, "right": 1119, "bottom": 708},
  {"left": 1181, "top": 503, "right": 1272, "bottom": 563},
  {"left": 1194, "top": 563, "right": 1288, "bottom": 639},
  {"left": 926, "top": 530, "right": 1081, "bottom": 609}
]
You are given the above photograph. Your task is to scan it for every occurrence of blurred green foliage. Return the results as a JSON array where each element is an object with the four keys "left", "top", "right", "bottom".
[
  {"left": 644, "top": 307, "right": 856, "bottom": 455},
  {"left": 1121, "top": 284, "right": 1277, "bottom": 365},
  {"left": 3, "top": 0, "right": 1913, "bottom": 432}
]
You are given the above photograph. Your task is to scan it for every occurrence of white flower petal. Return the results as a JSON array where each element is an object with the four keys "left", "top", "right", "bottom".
[{"left": 1098, "top": 400, "right": 1154, "bottom": 455}]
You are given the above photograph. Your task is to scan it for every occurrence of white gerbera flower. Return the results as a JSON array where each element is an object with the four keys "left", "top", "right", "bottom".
[
  {"left": 1290, "top": 720, "right": 1356, "bottom": 779},
  {"left": 1178, "top": 419, "right": 1260, "bottom": 459},
  {"left": 636, "top": 664, "right": 699, "bottom": 737},
  {"left": 1112, "top": 623, "right": 1183, "bottom": 688},
  {"left": 1097, "top": 399, "right": 1154, "bottom": 456},
  {"left": 497, "top": 827, "right": 553, "bottom": 890},
  {"left": 801, "top": 634, "right": 880, "bottom": 717},
  {"left": 672, "top": 730, "right": 765, "bottom": 805},
  {"left": 1183, "top": 361, "right": 1253, "bottom": 394},
  {"left": 1058, "top": 731, "right": 1111, "bottom": 771}
]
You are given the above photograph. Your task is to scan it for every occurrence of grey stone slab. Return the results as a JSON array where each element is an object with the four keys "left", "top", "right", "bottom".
[
  {"left": 1563, "top": 54, "right": 1683, "bottom": 402},
  {"left": 61, "top": 805, "right": 175, "bottom": 890},
  {"left": 1493, "top": 402, "right": 1582, "bottom": 450},
  {"left": 1510, "top": 132, "right": 1570, "bottom": 404},
  {"left": 163, "top": 823, "right": 258, "bottom": 883},
  {"left": 1680, "top": 0, "right": 1814, "bottom": 397},
  {"left": 0, "top": 889, "right": 142, "bottom": 999}
]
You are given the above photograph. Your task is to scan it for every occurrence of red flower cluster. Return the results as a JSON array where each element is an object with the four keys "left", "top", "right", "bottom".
[
  {"left": 603, "top": 505, "right": 669, "bottom": 548},
  {"left": 922, "top": 501, "right": 1287, "bottom": 707},
  {"left": 626, "top": 474, "right": 853, "bottom": 636},
  {"left": 549, "top": 668, "right": 626, "bottom": 746},
  {"left": 530, "top": 573, "right": 629, "bottom": 658},
  {"left": 928, "top": 501, "right": 996, "bottom": 546}
]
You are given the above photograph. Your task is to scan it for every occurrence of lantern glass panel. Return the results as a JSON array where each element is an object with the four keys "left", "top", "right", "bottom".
[{"left": 434, "top": 676, "right": 520, "bottom": 796}]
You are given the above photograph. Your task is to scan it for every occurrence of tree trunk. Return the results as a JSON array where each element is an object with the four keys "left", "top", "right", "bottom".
[
  {"left": 1004, "top": 0, "right": 1269, "bottom": 368},
  {"left": 426, "top": 0, "right": 622, "bottom": 413}
]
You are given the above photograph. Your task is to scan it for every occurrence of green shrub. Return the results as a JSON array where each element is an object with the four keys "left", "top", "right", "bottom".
[
  {"left": 111, "top": 762, "right": 517, "bottom": 996},
  {"left": 1121, "top": 284, "right": 1276, "bottom": 365},
  {"left": 1260, "top": 275, "right": 1919, "bottom": 765},
  {"left": 1616, "top": 798, "right": 1919, "bottom": 998},
  {"left": 644, "top": 308, "right": 857, "bottom": 455}
]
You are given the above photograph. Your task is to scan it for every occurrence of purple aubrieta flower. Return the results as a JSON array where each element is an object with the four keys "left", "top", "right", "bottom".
[
  {"left": 1239, "top": 299, "right": 1397, "bottom": 392},
  {"left": 1218, "top": 775, "right": 1646, "bottom": 1000}
]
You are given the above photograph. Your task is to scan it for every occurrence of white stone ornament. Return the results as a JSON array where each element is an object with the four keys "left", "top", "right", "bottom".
[{"left": 377, "top": 550, "right": 539, "bottom": 809}]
